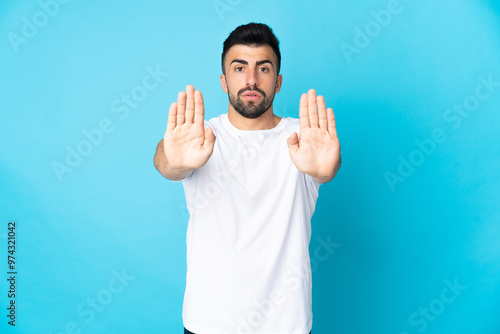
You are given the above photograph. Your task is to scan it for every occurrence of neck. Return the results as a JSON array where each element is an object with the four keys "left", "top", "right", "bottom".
[{"left": 227, "top": 106, "right": 281, "bottom": 130}]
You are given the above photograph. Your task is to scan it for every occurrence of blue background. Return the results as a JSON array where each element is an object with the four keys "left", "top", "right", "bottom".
[{"left": 1, "top": 0, "right": 499, "bottom": 333}]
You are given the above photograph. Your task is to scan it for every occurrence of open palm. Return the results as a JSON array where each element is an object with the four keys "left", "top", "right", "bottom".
[
  {"left": 164, "top": 85, "right": 216, "bottom": 170},
  {"left": 287, "top": 89, "right": 341, "bottom": 183}
]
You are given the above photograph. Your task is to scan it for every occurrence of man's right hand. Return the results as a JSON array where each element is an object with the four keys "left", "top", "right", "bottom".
[{"left": 160, "top": 85, "right": 216, "bottom": 178}]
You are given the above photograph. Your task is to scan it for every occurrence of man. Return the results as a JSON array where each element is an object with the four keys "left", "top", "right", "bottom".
[{"left": 154, "top": 23, "right": 341, "bottom": 334}]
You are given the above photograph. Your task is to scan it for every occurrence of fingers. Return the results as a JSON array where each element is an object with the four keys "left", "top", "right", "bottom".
[
  {"left": 175, "top": 85, "right": 203, "bottom": 127},
  {"left": 301, "top": 89, "right": 333, "bottom": 133},
  {"left": 185, "top": 85, "right": 195, "bottom": 124},
  {"left": 177, "top": 90, "right": 186, "bottom": 126},
  {"left": 194, "top": 90, "right": 205, "bottom": 126},
  {"left": 317, "top": 95, "right": 328, "bottom": 130},
  {"left": 327, "top": 107, "right": 338, "bottom": 138},
  {"left": 307, "top": 89, "right": 319, "bottom": 128},
  {"left": 166, "top": 102, "right": 177, "bottom": 132},
  {"left": 299, "top": 93, "right": 309, "bottom": 130}
]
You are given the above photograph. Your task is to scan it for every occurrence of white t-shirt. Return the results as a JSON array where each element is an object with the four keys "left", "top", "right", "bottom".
[{"left": 176, "top": 113, "right": 321, "bottom": 334}]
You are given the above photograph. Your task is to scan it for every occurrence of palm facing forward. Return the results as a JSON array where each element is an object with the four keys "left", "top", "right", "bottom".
[
  {"left": 287, "top": 89, "right": 341, "bottom": 184},
  {"left": 164, "top": 85, "right": 216, "bottom": 170}
]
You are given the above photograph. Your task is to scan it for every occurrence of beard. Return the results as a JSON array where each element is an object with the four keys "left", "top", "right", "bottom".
[{"left": 228, "top": 86, "right": 275, "bottom": 119}]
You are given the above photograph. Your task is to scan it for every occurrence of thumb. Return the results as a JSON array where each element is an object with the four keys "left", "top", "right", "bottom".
[
  {"left": 287, "top": 132, "right": 299, "bottom": 151},
  {"left": 204, "top": 127, "right": 216, "bottom": 148}
]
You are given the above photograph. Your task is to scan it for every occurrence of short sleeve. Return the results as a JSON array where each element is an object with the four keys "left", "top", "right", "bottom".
[{"left": 305, "top": 173, "right": 321, "bottom": 198}]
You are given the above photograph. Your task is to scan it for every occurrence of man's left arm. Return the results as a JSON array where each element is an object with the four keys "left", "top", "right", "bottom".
[{"left": 286, "top": 89, "right": 341, "bottom": 184}]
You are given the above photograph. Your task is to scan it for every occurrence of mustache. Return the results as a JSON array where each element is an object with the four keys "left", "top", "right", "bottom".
[{"left": 238, "top": 87, "right": 266, "bottom": 97}]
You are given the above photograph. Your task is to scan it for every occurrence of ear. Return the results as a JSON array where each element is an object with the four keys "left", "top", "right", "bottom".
[
  {"left": 220, "top": 74, "right": 228, "bottom": 94},
  {"left": 275, "top": 74, "right": 283, "bottom": 94}
]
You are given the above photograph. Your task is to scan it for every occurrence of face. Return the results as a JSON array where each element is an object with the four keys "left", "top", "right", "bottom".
[{"left": 221, "top": 44, "right": 282, "bottom": 119}]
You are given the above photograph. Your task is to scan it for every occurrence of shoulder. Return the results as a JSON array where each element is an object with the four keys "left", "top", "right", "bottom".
[
  {"left": 283, "top": 116, "right": 300, "bottom": 128},
  {"left": 280, "top": 116, "right": 301, "bottom": 136},
  {"left": 203, "top": 113, "right": 226, "bottom": 135}
]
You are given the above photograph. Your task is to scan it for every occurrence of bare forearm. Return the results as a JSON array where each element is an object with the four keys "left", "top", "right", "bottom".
[{"left": 153, "top": 139, "right": 193, "bottom": 181}]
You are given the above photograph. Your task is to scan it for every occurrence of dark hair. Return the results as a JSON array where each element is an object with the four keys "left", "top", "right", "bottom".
[{"left": 221, "top": 23, "right": 281, "bottom": 75}]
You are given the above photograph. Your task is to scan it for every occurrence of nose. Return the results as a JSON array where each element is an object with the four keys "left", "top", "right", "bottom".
[{"left": 245, "top": 69, "right": 258, "bottom": 87}]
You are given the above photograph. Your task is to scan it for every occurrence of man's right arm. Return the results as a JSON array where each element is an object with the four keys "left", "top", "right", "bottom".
[{"left": 153, "top": 139, "right": 193, "bottom": 181}]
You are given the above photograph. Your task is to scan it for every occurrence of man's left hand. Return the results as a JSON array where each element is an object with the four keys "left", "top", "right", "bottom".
[{"left": 287, "top": 89, "right": 341, "bottom": 184}]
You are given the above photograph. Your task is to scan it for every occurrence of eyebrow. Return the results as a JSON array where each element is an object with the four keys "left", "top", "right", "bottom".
[{"left": 230, "top": 59, "right": 274, "bottom": 68}]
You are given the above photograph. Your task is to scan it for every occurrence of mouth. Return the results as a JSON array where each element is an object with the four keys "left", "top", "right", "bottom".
[{"left": 241, "top": 91, "right": 262, "bottom": 101}]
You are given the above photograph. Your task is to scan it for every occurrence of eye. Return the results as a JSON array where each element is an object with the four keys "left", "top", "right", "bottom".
[
  {"left": 235, "top": 66, "right": 244, "bottom": 72},
  {"left": 259, "top": 67, "right": 269, "bottom": 72}
]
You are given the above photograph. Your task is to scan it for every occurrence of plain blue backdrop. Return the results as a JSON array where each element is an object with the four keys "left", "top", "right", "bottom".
[{"left": 1, "top": 0, "right": 499, "bottom": 333}]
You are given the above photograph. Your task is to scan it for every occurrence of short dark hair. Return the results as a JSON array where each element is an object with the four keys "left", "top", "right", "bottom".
[{"left": 221, "top": 22, "right": 281, "bottom": 75}]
